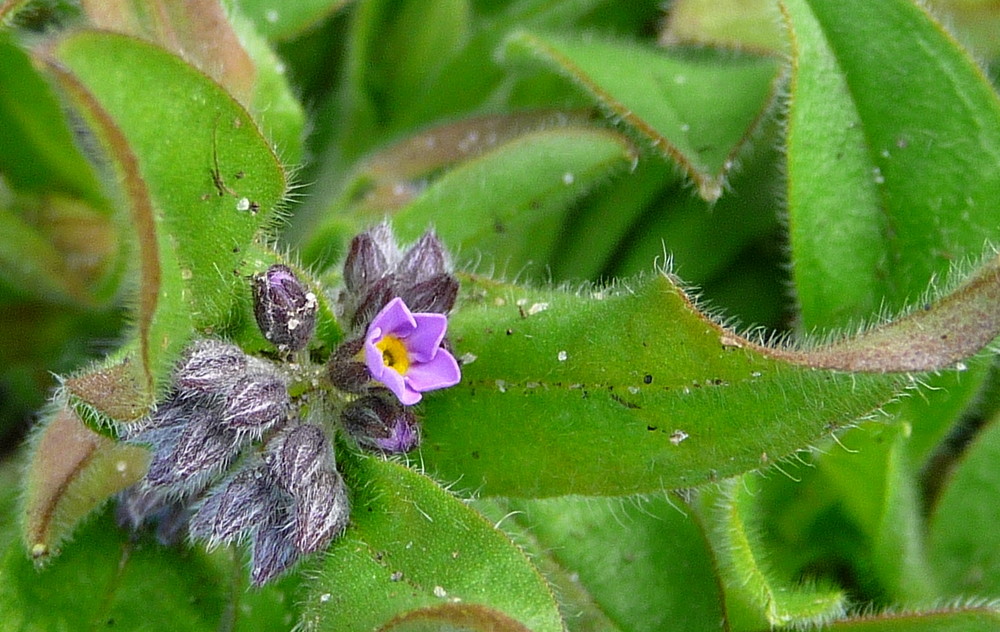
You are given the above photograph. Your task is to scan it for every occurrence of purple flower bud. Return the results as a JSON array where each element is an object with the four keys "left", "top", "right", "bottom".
[
  {"left": 341, "top": 395, "right": 421, "bottom": 453},
  {"left": 293, "top": 468, "right": 349, "bottom": 554},
  {"left": 343, "top": 230, "right": 391, "bottom": 293},
  {"left": 116, "top": 486, "right": 191, "bottom": 546},
  {"left": 189, "top": 464, "right": 278, "bottom": 546},
  {"left": 326, "top": 337, "right": 370, "bottom": 393},
  {"left": 252, "top": 264, "right": 318, "bottom": 352},
  {"left": 222, "top": 364, "right": 289, "bottom": 437},
  {"left": 398, "top": 231, "right": 448, "bottom": 286},
  {"left": 144, "top": 404, "right": 240, "bottom": 494},
  {"left": 250, "top": 516, "right": 298, "bottom": 586},
  {"left": 264, "top": 424, "right": 330, "bottom": 496},
  {"left": 397, "top": 272, "right": 459, "bottom": 314},
  {"left": 173, "top": 339, "right": 247, "bottom": 398}
]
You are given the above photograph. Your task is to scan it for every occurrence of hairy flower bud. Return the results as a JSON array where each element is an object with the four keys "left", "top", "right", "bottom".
[
  {"left": 398, "top": 272, "right": 459, "bottom": 314},
  {"left": 343, "top": 230, "right": 391, "bottom": 293},
  {"left": 222, "top": 363, "right": 289, "bottom": 437},
  {"left": 173, "top": 339, "right": 247, "bottom": 397},
  {"left": 189, "top": 464, "right": 278, "bottom": 546},
  {"left": 397, "top": 231, "right": 448, "bottom": 286},
  {"left": 341, "top": 395, "right": 420, "bottom": 453},
  {"left": 293, "top": 469, "right": 349, "bottom": 554},
  {"left": 265, "top": 424, "right": 330, "bottom": 496},
  {"left": 116, "top": 486, "right": 191, "bottom": 545},
  {"left": 252, "top": 264, "right": 318, "bottom": 352},
  {"left": 143, "top": 404, "right": 240, "bottom": 494},
  {"left": 250, "top": 515, "right": 298, "bottom": 586},
  {"left": 326, "top": 337, "right": 370, "bottom": 393}
]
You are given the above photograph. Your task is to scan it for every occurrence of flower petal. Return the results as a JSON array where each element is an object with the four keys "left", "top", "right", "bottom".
[
  {"left": 370, "top": 297, "right": 416, "bottom": 337},
  {"left": 405, "top": 349, "right": 461, "bottom": 393},
  {"left": 404, "top": 312, "right": 449, "bottom": 363},
  {"left": 377, "top": 365, "right": 422, "bottom": 405}
]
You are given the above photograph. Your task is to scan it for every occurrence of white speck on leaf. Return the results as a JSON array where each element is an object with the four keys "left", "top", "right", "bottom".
[
  {"left": 528, "top": 302, "right": 549, "bottom": 315},
  {"left": 434, "top": 586, "right": 447, "bottom": 598},
  {"left": 670, "top": 430, "right": 689, "bottom": 445},
  {"left": 236, "top": 197, "right": 251, "bottom": 211},
  {"left": 557, "top": 350, "right": 568, "bottom": 362},
  {"left": 460, "top": 352, "right": 477, "bottom": 365},
  {"left": 562, "top": 172, "right": 575, "bottom": 185},
  {"left": 266, "top": 9, "right": 279, "bottom": 22},
  {"left": 319, "top": 593, "right": 331, "bottom": 603}
]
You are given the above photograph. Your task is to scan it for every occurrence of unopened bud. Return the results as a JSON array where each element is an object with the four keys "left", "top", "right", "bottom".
[
  {"left": 343, "top": 230, "right": 390, "bottom": 292},
  {"left": 252, "top": 264, "right": 318, "bottom": 352},
  {"left": 189, "top": 464, "right": 277, "bottom": 546},
  {"left": 174, "top": 339, "right": 247, "bottom": 397},
  {"left": 398, "top": 272, "right": 458, "bottom": 314},
  {"left": 326, "top": 338, "right": 370, "bottom": 393},
  {"left": 350, "top": 274, "right": 397, "bottom": 330},
  {"left": 116, "top": 486, "right": 191, "bottom": 546},
  {"left": 222, "top": 364, "right": 289, "bottom": 437},
  {"left": 250, "top": 517, "right": 298, "bottom": 586},
  {"left": 144, "top": 404, "right": 240, "bottom": 494},
  {"left": 341, "top": 395, "right": 420, "bottom": 453},
  {"left": 398, "top": 231, "right": 448, "bottom": 286},
  {"left": 265, "top": 424, "right": 330, "bottom": 496},
  {"left": 293, "top": 469, "right": 349, "bottom": 554}
]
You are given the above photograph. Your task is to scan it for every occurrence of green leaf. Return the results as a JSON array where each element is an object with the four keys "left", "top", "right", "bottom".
[
  {"left": 231, "top": 0, "right": 349, "bottom": 41},
  {"left": 660, "top": 0, "right": 786, "bottom": 53},
  {"left": 505, "top": 495, "right": 726, "bottom": 632},
  {"left": 1, "top": 510, "right": 227, "bottom": 632},
  {"left": 782, "top": 0, "right": 1000, "bottom": 330},
  {"left": 389, "top": 127, "right": 636, "bottom": 278},
  {"left": 21, "top": 403, "right": 148, "bottom": 560},
  {"left": 824, "top": 608, "right": 1000, "bottom": 632},
  {"left": 928, "top": 408, "right": 1000, "bottom": 596},
  {"left": 699, "top": 476, "right": 846, "bottom": 630},
  {"left": 302, "top": 452, "right": 562, "bottom": 632},
  {"left": 499, "top": 30, "right": 781, "bottom": 200},
  {"left": 0, "top": 32, "right": 105, "bottom": 204},
  {"left": 40, "top": 30, "right": 286, "bottom": 394}
]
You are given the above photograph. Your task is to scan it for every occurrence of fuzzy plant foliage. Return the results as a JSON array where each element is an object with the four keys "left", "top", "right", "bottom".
[{"left": 1, "top": 1, "right": 1000, "bottom": 630}]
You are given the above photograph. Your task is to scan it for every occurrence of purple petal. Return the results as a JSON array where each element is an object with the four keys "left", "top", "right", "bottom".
[
  {"left": 378, "top": 362, "right": 422, "bottom": 405},
  {"left": 405, "top": 349, "right": 461, "bottom": 393},
  {"left": 403, "top": 312, "right": 448, "bottom": 362},
  {"left": 370, "top": 297, "right": 415, "bottom": 336}
]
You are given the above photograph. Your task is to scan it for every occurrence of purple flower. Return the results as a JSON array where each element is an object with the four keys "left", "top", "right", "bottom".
[{"left": 364, "top": 297, "right": 460, "bottom": 405}]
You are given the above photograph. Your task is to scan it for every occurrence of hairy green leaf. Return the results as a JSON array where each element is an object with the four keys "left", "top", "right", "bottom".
[
  {"left": 302, "top": 453, "right": 562, "bottom": 632},
  {"left": 499, "top": 30, "right": 781, "bottom": 200}
]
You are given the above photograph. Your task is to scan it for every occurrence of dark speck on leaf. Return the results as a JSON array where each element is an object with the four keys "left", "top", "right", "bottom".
[
  {"left": 647, "top": 425, "right": 657, "bottom": 432},
  {"left": 643, "top": 374, "right": 653, "bottom": 384},
  {"left": 506, "top": 328, "right": 514, "bottom": 335},
  {"left": 471, "top": 451, "right": 480, "bottom": 459}
]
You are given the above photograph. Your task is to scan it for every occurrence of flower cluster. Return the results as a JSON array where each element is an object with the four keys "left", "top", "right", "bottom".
[
  {"left": 117, "top": 226, "right": 461, "bottom": 586},
  {"left": 328, "top": 225, "right": 461, "bottom": 452}
]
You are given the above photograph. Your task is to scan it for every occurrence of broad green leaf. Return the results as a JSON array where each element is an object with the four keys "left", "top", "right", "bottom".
[
  {"left": 423, "top": 252, "right": 1000, "bottom": 498},
  {"left": 232, "top": 0, "right": 349, "bottom": 41},
  {"left": 41, "top": 30, "right": 286, "bottom": 392},
  {"left": 928, "top": 409, "right": 1000, "bottom": 596},
  {"left": 389, "top": 127, "right": 636, "bottom": 278},
  {"left": 1, "top": 511, "right": 224, "bottom": 632},
  {"left": 499, "top": 30, "right": 781, "bottom": 200},
  {"left": 825, "top": 608, "right": 1000, "bottom": 632},
  {"left": 698, "top": 477, "right": 845, "bottom": 630},
  {"left": 301, "top": 453, "right": 562, "bottom": 632},
  {"left": 782, "top": 0, "right": 1000, "bottom": 330},
  {"left": 660, "top": 0, "right": 786, "bottom": 53},
  {"left": 506, "top": 495, "right": 726, "bottom": 632},
  {"left": 22, "top": 403, "right": 148, "bottom": 560},
  {"left": 0, "top": 32, "right": 105, "bottom": 204}
]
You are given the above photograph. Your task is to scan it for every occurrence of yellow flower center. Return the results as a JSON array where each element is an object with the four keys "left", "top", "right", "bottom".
[{"left": 376, "top": 334, "right": 410, "bottom": 375}]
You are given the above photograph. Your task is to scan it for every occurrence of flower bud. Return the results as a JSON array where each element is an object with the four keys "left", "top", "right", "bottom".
[
  {"left": 144, "top": 404, "right": 240, "bottom": 494},
  {"left": 222, "top": 364, "right": 289, "bottom": 437},
  {"left": 341, "top": 395, "right": 421, "bottom": 453},
  {"left": 326, "top": 338, "right": 370, "bottom": 393},
  {"left": 250, "top": 516, "right": 298, "bottom": 586},
  {"left": 397, "top": 272, "right": 459, "bottom": 314},
  {"left": 173, "top": 339, "right": 247, "bottom": 398},
  {"left": 189, "top": 464, "right": 277, "bottom": 546},
  {"left": 343, "top": 230, "right": 390, "bottom": 293},
  {"left": 398, "top": 231, "right": 448, "bottom": 286},
  {"left": 293, "top": 468, "right": 349, "bottom": 554},
  {"left": 350, "top": 274, "right": 397, "bottom": 330},
  {"left": 264, "top": 424, "right": 330, "bottom": 496},
  {"left": 252, "top": 264, "right": 318, "bottom": 352},
  {"left": 116, "top": 486, "right": 191, "bottom": 546}
]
